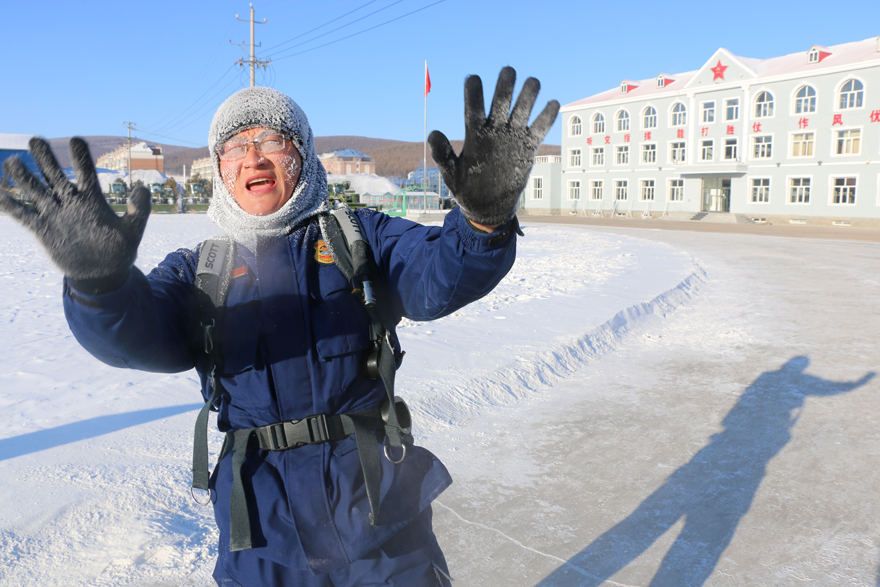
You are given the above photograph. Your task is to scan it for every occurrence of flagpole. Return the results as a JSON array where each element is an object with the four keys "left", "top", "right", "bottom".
[{"left": 423, "top": 60, "right": 428, "bottom": 215}]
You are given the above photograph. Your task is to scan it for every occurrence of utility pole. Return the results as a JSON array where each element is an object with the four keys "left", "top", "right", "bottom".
[
  {"left": 234, "top": 4, "right": 270, "bottom": 87},
  {"left": 122, "top": 121, "right": 137, "bottom": 189}
]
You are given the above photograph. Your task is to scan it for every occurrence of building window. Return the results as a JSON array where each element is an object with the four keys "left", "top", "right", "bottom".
[
  {"left": 839, "top": 79, "right": 864, "bottom": 109},
  {"left": 642, "top": 143, "right": 656, "bottom": 164},
  {"left": 615, "top": 180, "right": 628, "bottom": 200},
  {"left": 809, "top": 48, "right": 819, "bottom": 63},
  {"left": 672, "top": 102, "right": 687, "bottom": 126},
  {"left": 836, "top": 129, "right": 861, "bottom": 155},
  {"left": 754, "top": 91, "right": 774, "bottom": 118},
  {"left": 568, "top": 180, "right": 581, "bottom": 200},
  {"left": 617, "top": 110, "right": 630, "bottom": 131},
  {"left": 668, "top": 179, "right": 684, "bottom": 201},
  {"left": 753, "top": 136, "right": 773, "bottom": 158},
  {"left": 569, "top": 149, "right": 582, "bottom": 167},
  {"left": 700, "top": 139, "right": 714, "bottom": 161},
  {"left": 725, "top": 98, "right": 739, "bottom": 121},
  {"left": 616, "top": 145, "right": 629, "bottom": 165},
  {"left": 570, "top": 116, "right": 582, "bottom": 136},
  {"left": 724, "top": 138, "right": 738, "bottom": 160},
  {"left": 593, "top": 113, "right": 605, "bottom": 134},
  {"left": 791, "top": 132, "right": 816, "bottom": 157},
  {"left": 640, "top": 179, "right": 655, "bottom": 201},
  {"left": 795, "top": 85, "right": 817, "bottom": 114},
  {"left": 789, "top": 177, "right": 810, "bottom": 203},
  {"left": 531, "top": 177, "right": 543, "bottom": 200},
  {"left": 791, "top": 132, "right": 815, "bottom": 157},
  {"left": 591, "top": 147, "right": 605, "bottom": 166},
  {"left": 590, "top": 180, "right": 603, "bottom": 200},
  {"left": 670, "top": 142, "right": 686, "bottom": 163},
  {"left": 832, "top": 177, "right": 857, "bottom": 204},
  {"left": 751, "top": 178, "right": 770, "bottom": 203},
  {"left": 643, "top": 106, "right": 657, "bottom": 129},
  {"left": 701, "top": 101, "right": 715, "bottom": 123}
]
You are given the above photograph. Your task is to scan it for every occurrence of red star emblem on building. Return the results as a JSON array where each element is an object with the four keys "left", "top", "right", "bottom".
[{"left": 711, "top": 60, "right": 728, "bottom": 81}]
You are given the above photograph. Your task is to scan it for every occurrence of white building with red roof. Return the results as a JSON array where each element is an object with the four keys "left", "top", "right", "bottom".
[{"left": 524, "top": 36, "right": 880, "bottom": 226}]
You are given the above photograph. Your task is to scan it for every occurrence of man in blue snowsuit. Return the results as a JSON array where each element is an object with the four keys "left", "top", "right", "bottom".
[{"left": 0, "top": 68, "right": 558, "bottom": 586}]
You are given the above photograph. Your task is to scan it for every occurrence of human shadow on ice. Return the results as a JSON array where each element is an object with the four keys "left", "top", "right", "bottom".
[
  {"left": 537, "top": 356, "right": 875, "bottom": 587},
  {"left": 0, "top": 404, "right": 202, "bottom": 461}
]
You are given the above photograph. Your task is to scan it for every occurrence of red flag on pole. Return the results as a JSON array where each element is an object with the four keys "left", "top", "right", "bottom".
[{"left": 425, "top": 63, "right": 432, "bottom": 97}]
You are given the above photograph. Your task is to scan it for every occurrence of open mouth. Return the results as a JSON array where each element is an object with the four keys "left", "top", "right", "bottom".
[{"left": 246, "top": 177, "right": 276, "bottom": 191}]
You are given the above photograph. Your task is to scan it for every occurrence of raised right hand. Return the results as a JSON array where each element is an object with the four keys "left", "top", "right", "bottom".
[{"left": 0, "top": 137, "right": 151, "bottom": 293}]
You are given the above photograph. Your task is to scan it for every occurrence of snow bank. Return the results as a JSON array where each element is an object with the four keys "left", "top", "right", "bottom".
[{"left": 327, "top": 173, "right": 400, "bottom": 195}]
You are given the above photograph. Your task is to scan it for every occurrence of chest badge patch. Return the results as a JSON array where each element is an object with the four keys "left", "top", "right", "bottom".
[
  {"left": 315, "top": 239, "right": 334, "bottom": 264},
  {"left": 232, "top": 266, "right": 248, "bottom": 278}
]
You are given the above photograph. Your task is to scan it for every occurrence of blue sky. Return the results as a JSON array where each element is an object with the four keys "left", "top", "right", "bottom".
[{"left": 4, "top": 0, "right": 880, "bottom": 149}]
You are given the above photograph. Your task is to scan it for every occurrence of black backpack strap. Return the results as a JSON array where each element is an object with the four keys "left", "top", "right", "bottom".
[
  {"left": 322, "top": 205, "right": 409, "bottom": 526},
  {"left": 191, "top": 238, "right": 235, "bottom": 501}
]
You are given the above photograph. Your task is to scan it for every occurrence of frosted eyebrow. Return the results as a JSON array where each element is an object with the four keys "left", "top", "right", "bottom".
[{"left": 254, "top": 129, "right": 284, "bottom": 140}]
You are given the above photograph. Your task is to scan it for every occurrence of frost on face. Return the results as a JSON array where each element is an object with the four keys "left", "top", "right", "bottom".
[
  {"left": 220, "top": 165, "right": 238, "bottom": 195},
  {"left": 275, "top": 153, "right": 301, "bottom": 193}
]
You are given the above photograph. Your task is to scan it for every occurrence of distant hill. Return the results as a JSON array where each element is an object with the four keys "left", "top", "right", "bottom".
[{"left": 47, "top": 135, "right": 561, "bottom": 179}]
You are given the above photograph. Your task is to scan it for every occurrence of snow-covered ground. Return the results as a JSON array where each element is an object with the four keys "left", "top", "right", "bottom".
[{"left": 0, "top": 214, "right": 877, "bottom": 586}]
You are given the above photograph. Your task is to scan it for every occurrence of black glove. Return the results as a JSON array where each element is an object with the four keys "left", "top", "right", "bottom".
[
  {"left": 428, "top": 66, "right": 559, "bottom": 227},
  {"left": 0, "top": 137, "right": 151, "bottom": 294}
]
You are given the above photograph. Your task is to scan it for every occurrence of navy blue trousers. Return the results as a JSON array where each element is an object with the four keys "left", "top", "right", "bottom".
[{"left": 213, "top": 507, "right": 452, "bottom": 587}]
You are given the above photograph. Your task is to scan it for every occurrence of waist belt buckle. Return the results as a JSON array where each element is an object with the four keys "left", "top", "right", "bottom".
[
  {"left": 273, "top": 414, "right": 330, "bottom": 450},
  {"left": 305, "top": 413, "right": 330, "bottom": 444}
]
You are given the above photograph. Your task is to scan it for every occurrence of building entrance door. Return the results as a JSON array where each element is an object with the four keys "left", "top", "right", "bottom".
[{"left": 700, "top": 177, "right": 731, "bottom": 212}]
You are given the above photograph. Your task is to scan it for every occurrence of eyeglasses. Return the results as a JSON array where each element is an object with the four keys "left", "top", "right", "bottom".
[{"left": 218, "top": 133, "right": 289, "bottom": 161}]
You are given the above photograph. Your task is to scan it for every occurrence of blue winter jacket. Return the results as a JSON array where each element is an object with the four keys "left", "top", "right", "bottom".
[{"left": 63, "top": 207, "right": 517, "bottom": 574}]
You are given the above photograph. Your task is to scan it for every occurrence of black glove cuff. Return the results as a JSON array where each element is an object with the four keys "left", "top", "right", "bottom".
[{"left": 67, "top": 268, "right": 131, "bottom": 296}]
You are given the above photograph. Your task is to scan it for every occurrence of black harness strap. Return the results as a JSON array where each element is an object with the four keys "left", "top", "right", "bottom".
[{"left": 191, "top": 238, "right": 235, "bottom": 499}]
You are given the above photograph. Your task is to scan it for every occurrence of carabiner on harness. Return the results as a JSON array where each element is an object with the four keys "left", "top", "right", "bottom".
[
  {"left": 191, "top": 486, "right": 212, "bottom": 506},
  {"left": 383, "top": 439, "right": 407, "bottom": 464}
]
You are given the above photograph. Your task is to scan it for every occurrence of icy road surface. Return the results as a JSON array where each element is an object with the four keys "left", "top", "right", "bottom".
[{"left": 0, "top": 214, "right": 877, "bottom": 586}]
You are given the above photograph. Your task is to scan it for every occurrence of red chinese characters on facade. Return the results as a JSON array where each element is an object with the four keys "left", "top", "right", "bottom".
[
  {"left": 832, "top": 114, "right": 843, "bottom": 126},
  {"left": 701, "top": 127, "right": 709, "bottom": 136},
  {"left": 624, "top": 134, "right": 630, "bottom": 143},
  {"left": 752, "top": 122, "right": 762, "bottom": 133},
  {"left": 586, "top": 137, "right": 593, "bottom": 145},
  {"left": 726, "top": 125, "right": 735, "bottom": 135},
  {"left": 644, "top": 131, "right": 651, "bottom": 141},
  {"left": 798, "top": 118, "right": 809, "bottom": 129},
  {"left": 605, "top": 136, "right": 611, "bottom": 144},
  {"left": 676, "top": 128, "right": 684, "bottom": 139},
  {"left": 870, "top": 110, "right": 880, "bottom": 123}
]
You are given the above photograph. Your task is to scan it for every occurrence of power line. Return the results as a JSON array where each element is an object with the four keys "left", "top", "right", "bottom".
[
  {"left": 134, "top": 130, "right": 205, "bottom": 148},
  {"left": 264, "top": 0, "right": 381, "bottom": 53},
  {"left": 146, "top": 22, "right": 236, "bottom": 131},
  {"left": 271, "top": 0, "right": 360, "bottom": 20},
  {"left": 271, "top": 0, "right": 446, "bottom": 62},
  {"left": 142, "top": 65, "right": 238, "bottom": 136},
  {"left": 270, "top": 0, "right": 405, "bottom": 60},
  {"left": 146, "top": 73, "right": 244, "bottom": 140}
]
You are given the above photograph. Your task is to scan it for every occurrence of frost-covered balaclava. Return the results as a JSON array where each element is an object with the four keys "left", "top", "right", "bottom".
[{"left": 207, "top": 86, "right": 328, "bottom": 249}]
